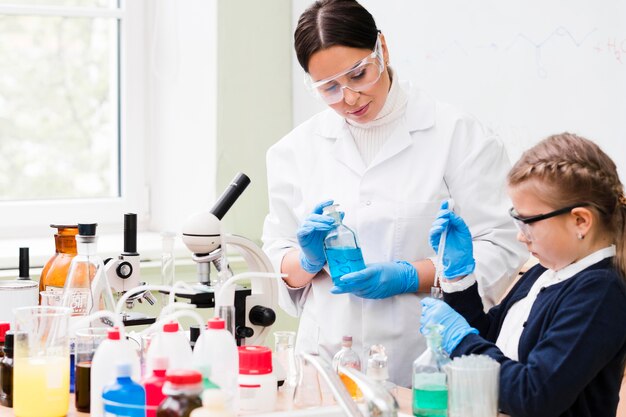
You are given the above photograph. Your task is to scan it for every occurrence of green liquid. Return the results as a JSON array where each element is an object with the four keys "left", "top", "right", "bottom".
[{"left": 412, "top": 385, "right": 448, "bottom": 417}]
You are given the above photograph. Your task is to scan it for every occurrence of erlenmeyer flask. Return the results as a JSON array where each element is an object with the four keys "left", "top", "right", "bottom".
[
  {"left": 274, "top": 331, "right": 298, "bottom": 409},
  {"left": 293, "top": 355, "right": 322, "bottom": 409}
]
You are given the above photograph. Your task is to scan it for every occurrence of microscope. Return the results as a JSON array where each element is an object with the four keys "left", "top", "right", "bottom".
[
  {"left": 104, "top": 213, "right": 157, "bottom": 326},
  {"left": 181, "top": 172, "right": 278, "bottom": 346}
]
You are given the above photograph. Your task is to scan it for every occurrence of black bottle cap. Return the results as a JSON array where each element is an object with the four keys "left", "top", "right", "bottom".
[
  {"left": 18, "top": 247, "right": 30, "bottom": 280},
  {"left": 4, "top": 331, "right": 14, "bottom": 355},
  {"left": 78, "top": 223, "right": 98, "bottom": 236}
]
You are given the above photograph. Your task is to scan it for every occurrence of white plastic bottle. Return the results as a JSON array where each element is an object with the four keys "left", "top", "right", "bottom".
[
  {"left": 193, "top": 317, "right": 239, "bottom": 412},
  {"left": 90, "top": 327, "right": 141, "bottom": 417},
  {"left": 190, "top": 389, "right": 236, "bottom": 417},
  {"left": 145, "top": 321, "right": 193, "bottom": 375},
  {"left": 238, "top": 346, "right": 276, "bottom": 413}
]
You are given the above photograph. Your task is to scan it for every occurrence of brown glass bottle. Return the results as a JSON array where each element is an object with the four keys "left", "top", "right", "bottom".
[
  {"left": 39, "top": 224, "right": 78, "bottom": 297},
  {"left": 156, "top": 370, "right": 203, "bottom": 417}
]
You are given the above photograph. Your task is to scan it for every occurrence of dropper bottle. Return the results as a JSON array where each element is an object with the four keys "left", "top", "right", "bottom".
[{"left": 322, "top": 204, "right": 365, "bottom": 282}]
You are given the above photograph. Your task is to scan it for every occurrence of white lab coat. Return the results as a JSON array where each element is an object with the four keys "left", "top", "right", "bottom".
[{"left": 262, "top": 82, "right": 528, "bottom": 387}]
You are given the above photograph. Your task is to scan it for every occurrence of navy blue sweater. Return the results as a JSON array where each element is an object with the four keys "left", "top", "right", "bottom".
[{"left": 445, "top": 258, "right": 626, "bottom": 417}]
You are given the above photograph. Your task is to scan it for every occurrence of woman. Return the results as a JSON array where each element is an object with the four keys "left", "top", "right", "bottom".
[
  {"left": 422, "top": 133, "right": 626, "bottom": 416},
  {"left": 262, "top": 0, "right": 527, "bottom": 387}
]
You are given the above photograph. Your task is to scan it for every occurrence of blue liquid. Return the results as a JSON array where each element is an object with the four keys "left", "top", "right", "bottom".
[
  {"left": 325, "top": 247, "right": 366, "bottom": 281},
  {"left": 102, "top": 376, "right": 146, "bottom": 417},
  {"left": 69, "top": 348, "right": 75, "bottom": 393}
]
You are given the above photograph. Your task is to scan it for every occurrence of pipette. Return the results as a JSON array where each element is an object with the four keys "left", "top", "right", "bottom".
[{"left": 432, "top": 199, "right": 455, "bottom": 299}]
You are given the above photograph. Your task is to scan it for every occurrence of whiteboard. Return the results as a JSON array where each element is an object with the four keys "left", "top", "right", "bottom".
[{"left": 291, "top": 0, "right": 626, "bottom": 181}]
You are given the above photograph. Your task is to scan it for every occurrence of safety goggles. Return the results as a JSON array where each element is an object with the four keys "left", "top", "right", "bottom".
[
  {"left": 304, "top": 35, "right": 384, "bottom": 105},
  {"left": 508, "top": 203, "right": 589, "bottom": 241}
]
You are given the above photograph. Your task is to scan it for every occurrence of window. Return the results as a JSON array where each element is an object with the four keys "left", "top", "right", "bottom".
[{"left": 0, "top": 0, "right": 147, "bottom": 237}]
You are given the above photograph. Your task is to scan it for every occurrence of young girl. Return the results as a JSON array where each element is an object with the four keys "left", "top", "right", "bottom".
[{"left": 422, "top": 132, "right": 626, "bottom": 417}]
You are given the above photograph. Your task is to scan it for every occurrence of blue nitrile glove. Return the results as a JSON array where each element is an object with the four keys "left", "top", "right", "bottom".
[
  {"left": 421, "top": 297, "right": 478, "bottom": 354},
  {"left": 330, "top": 261, "right": 419, "bottom": 299},
  {"left": 297, "top": 200, "right": 337, "bottom": 274},
  {"left": 429, "top": 200, "right": 476, "bottom": 278}
]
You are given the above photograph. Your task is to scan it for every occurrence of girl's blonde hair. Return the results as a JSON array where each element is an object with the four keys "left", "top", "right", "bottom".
[{"left": 508, "top": 132, "right": 626, "bottom": 278}]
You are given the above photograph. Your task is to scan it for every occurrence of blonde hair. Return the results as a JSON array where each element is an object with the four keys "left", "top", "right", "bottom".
[{"left": 508, "top": 133, "right": 626, "bottom": 278}]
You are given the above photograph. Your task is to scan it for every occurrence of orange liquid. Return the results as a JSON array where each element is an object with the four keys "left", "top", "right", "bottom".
[{"left": 339, "top": 372, "right": 362, "bottom": 399}]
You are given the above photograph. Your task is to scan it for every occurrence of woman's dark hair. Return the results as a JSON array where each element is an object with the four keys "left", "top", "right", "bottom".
[{"left": 294, "top": 0, "right": 379, "bottom": 72}]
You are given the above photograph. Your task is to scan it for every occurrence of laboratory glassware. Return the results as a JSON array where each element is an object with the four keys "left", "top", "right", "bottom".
[
  {"left": 39, "top": 224, "right": 79, "bottom": 295},
  {"left": 75, "top": 327, "right": 108, "bottom": 413},
  {"left": 412, "top": 324, "right": 450, "bottom": 417},
  {"left": 274, "top": 330, "right": 298, "bottom": 409},
  {"left": 446, "top": 354, "right": 499, "bottom": 417},
  {"left": 293, "top": 355, "right": 322, "bottom": 409},
  {"left": 322, "top": 204, "right": 366, "bottom": 282},
  {"left": 432, "top": 199, "right": 455, "bottom": 299},
  {"left": 331, "top": 335, "right": 362, "bottom": 399},
  {"left": 0, "top": 330, "right": 15, "bottom": 407},
  {"left": 12, "top": 305, "right": 72, "bottom": 417},
  {"left": 161, "top": 231, "right": 176, "bottom": 305},
  {"left": 156, "top": 370, "right": 204, "bottom": 417},
  {"left": 61, "top": 223, "right": 116, "bottom": 318}
]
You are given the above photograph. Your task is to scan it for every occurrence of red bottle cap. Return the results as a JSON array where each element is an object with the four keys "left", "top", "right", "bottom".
[
  {"left": 0, "top": 323, "right": 10, "bottom": 343},
  {"left": 107, "top": 327, "right": 121, "bottom": 340},
  {"left": 163, "top": 321, "right": 179, "bottom": 332},
  {"left": 207, "top": 317, "right": 225, "bottom": 330},
  {"left": 165, "top": 369, "right": 202, "bottom": 385},
  {"left": 238, "top": 345, "right": 273, "bottom": 375}
]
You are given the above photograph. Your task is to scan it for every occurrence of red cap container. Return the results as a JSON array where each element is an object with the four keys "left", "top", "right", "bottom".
[
  {"left": 165, "top": 369, "right": 202, "bottom": 385},
  {"left": 207, "top": 317, "right": 225, "bottom": 330},
  {"left": 0, "top": 323, "right": 10, "bottom": 343},
  {"left": 238, "top": 346, "right": 273, "bottom": 375}
]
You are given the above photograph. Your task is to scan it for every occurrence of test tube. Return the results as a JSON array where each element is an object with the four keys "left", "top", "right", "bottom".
[{"left": 160, "top": 232, "right": 175, "bottom": 305}]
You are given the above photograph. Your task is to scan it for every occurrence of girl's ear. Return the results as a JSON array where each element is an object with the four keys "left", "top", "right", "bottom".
[{"left": 570, "top": 207, "right": 593, "bottom": 239}]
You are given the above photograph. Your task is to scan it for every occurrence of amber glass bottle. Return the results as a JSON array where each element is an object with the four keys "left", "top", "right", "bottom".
[{"left": 39, "top": 224, "right": 79, "bottom": 296}]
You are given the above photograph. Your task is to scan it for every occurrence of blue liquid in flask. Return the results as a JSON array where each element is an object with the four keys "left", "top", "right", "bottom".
[{"left": 325, "top": 247, "right": 365, "bottom": 282}]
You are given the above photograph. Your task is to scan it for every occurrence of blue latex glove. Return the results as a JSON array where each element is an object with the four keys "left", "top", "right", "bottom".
[
  {"left": 297, "top": 200, "right": 336, "bottom": 274},
  {"left": 421, "top": 297, "right": 478, "bottom": 354},
  {"left": 330, "top": 261, "right": 419, "bottom": 299},
  {"left": 429, "top": 200, "right": 476, "bottom": 278}
]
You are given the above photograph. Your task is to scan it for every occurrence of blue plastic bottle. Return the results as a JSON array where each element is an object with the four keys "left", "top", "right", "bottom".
[
  {"left": 322, "top": 204, "right": 366, "bottom": 282},
  {"left": 102, "top": 362, "right": 146, "bottom": 417}
]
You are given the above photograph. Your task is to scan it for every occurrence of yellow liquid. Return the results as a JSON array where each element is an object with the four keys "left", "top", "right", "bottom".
[
  {"left": 14, "top": 356, "right": 70, "bottom": 417},
  {"left": 339, "top": 372, "right": 362, "bottom": 400}
]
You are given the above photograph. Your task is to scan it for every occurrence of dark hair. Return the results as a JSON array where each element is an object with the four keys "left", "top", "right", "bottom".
[
  {"left": 508, "top": 132, "right": 626, "bottom": 278},
  {"left": 294, "top": 0, "right": 379, "bottom": 72}
]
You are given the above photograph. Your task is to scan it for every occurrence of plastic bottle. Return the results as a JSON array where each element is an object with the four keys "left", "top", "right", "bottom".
[
  {"left": 157, "top": 370, "right": 203, "bottom": 417},
  {"left": 91, "top": 327, "right": 141, "bottom": 417},
  {"left": 331, "top": 336, "right": 362, "bottom": 399},
  {"left": 0, "top": 331, "right": 15, "bottom": 407},
  {"left": 39, "top": 224, "right": 78, "bottom": 294},
  {"left": 238, "top": 346, "right": 277, "bottom": 413},
  {"left": 192, "top": 317, "right": 239, "bottom": 412},
  {"left": 190, "top": 390, "right": 236, "bottom": 417},
  {"left": 322, "top": 204, "right": 365, "bottom": 282},
  {"left": 145, "top": 321, "right": 193, "bottom": 375},
  {"left": 102, "top": 362, "right": 146, "bottom": 417},
  {"left": 0, "top": 323, "right": 9, "bottom": 360},
  {"left": 412, "top": 325, "right": 450, "bottom": 417},
  {"left": 143, "top": 357, "right": 169, "bottom": 417}
]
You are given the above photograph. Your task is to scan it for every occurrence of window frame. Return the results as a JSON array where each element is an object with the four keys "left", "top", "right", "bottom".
[{"left": 0, "top": 1, "right": 148, "bottom": 238}]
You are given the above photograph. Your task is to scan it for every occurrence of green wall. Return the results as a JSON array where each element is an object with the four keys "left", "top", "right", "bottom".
[{"left": 216, "top": 0, "right": 293, "bottom": 245}]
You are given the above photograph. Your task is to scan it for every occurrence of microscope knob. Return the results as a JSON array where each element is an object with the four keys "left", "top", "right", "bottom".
[
  {"left": 116, "top": 261, "right": 133, "bottom": 279},
  {"left": 249, "top": 306, "right": 276, "bottom": 327},
  {"left": 236, "top": 326, "right": 254, "bottom": 339}
]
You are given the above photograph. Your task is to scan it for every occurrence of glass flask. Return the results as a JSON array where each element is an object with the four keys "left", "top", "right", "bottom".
[
  {"left": 322, "top": 204, "right": 365, "bottom": 282},
  {"left": 412, "top": 324, "right": 450, "bottom": 417},
  {"left": 331, "top": 335, "right": 362, "bottom": 399},
  {"left": 293, "top": 355, "right": 322, "bottom": 409},
  {"left": 39, "top": 224, "right": 79, "bottom": 297},
  {"left": 274, "top": 331, "right": 298, "bottom": 409},
  {"left": 61, "top": 223, "right": 116, "bottom": 319}
]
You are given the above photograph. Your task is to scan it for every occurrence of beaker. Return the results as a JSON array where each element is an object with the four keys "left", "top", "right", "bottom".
[
  {"left": 39, "top": 290, "right": 63, "bottom": 307},
  {"left": 274, "top": 331, "right": 298, "bottom": 409},
  {"left": 75, "top": 327, "right": 108, "bottom": 413},
  {"left": 13, "top": 306, "right": 71, "bottom": 417}
]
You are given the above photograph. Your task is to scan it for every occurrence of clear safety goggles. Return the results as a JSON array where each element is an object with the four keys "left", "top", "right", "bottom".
[
  {"left": 508, "top": 203, "right": 589, "bottom": 241},
  {"left": 304, "top": 35, "right": 384, "bottom": 105}
]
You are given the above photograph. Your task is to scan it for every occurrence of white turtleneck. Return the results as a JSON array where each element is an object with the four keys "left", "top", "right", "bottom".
[{"left": 346, "top": 69, "right": 409, "bottom": 166}]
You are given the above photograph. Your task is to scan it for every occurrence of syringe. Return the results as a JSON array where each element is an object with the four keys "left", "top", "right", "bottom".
[{"left": 431, "top": 199, "right": 455, "bottom": 299}]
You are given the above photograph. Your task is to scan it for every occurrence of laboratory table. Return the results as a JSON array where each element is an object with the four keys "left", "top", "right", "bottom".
[{"left": 0, "top": 387, "right": 509, "bottom": 416}]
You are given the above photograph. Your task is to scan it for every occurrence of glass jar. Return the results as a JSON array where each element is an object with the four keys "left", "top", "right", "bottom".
[{"left": 39, "top": 224, "right": 78, "bottom": 297}]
